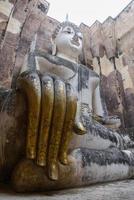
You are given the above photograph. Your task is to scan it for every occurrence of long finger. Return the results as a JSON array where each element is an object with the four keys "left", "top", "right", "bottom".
[{"left": 37, "top": 76, "right": 54, "bottom": 166}]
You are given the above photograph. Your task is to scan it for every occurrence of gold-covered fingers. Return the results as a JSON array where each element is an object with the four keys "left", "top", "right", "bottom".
[
  {"left": 73, "top": 121, "right": 86, "bottom": 135},
  {"left": 47, "top": 79, "right": 66, "bottom": 180},
  {"left": 73, "top": 102, "right": 86, "bottom": 135},
  {"left": 17, "top": 71, "right": 41, "bottom": 159},
  {"left": 59, "top": 83, "right": 77, "bottom": 165},
  {"left": 37, "top": 76, "right": 54, "bottom": 166}
]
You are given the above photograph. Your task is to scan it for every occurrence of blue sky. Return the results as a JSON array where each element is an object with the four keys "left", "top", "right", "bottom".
[{"left": 47, "top": 0, "right": 132, "bottom": 26}]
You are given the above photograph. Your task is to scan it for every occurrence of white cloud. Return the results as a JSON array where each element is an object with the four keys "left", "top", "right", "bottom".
[{"left": 47, "top": 0, "right": 132, "bottom": 26}]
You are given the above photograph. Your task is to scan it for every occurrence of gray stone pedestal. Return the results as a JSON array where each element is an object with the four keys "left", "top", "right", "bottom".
[{"left": 0, "top": 180, "right": 134, "bottom": 200}]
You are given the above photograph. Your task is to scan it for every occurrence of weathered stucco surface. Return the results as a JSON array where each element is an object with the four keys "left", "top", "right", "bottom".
[{"left": 0, "top": 0, "right": 134, "bottom": 128}]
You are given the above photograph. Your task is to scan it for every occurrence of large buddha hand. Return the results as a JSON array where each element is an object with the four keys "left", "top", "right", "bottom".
[{"left": 16, "top": 71, "right": 86, "bottom": 181}]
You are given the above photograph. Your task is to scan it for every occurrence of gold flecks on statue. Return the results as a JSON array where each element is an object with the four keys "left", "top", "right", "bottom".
[
  {"left": 17, "top": 71, "right": 41, "bottom": 160},
  {"left": 47, "top": 79, "right": 66, "bottom": 180},
  {"left": 37, "top": 76, "right": 54, "bottom": 166},
  {"left": 59, "top": 83, "right": 77, "bottom": 165}
]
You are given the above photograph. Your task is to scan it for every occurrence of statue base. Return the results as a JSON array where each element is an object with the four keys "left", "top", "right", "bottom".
[{"left": 12, "top": 147, "right": 134, "bottom": 192}]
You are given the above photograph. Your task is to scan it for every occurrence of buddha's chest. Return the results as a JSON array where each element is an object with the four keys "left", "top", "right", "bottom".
[{"left": 35, "top": 56, "right": 77, "bottom": 82}]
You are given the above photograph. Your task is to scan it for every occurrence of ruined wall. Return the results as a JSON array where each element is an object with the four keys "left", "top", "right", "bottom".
[
  {"left": 0, "top": 0, "right": 50, "bottom": 87},
  {"left": 85, "top": 0, "right": 134, "bottom": 128},
  {"left": 0, "top": 0, "right": 134, "bottom": 128}
]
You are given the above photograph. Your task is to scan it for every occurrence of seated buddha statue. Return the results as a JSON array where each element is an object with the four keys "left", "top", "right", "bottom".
[{"left": 0, "top": 20, "right": 133, "bottom": 192}]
